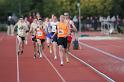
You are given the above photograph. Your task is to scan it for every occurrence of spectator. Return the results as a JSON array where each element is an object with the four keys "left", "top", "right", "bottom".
[
  {"left": 94, "top": 16, "right": 98, "bottom": 31},
  {"left": 73, "top": 16, "right": 79, "bottom": 31},
  {"left": 111, "top": 16, "right": 116, "bottom": 28},
  {"left": 7, "top": 15, "right": 15, "bottom": 36},
  {"left": 86, "top": 17, "right": 91, "bottom": 31},
  {"left": 28, "top": 15, "right": 33, "bottom": 24}
]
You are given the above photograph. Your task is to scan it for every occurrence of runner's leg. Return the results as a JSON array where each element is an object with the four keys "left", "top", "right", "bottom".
[
  {"left": 47, "top": 37, "right": 52, "bottom": 54},
  {"left": 65, "top": 38, "right": 69, "bottom": 63},
  {"left": 25, "top": 33, "right": 28, "bottom": 45},
  {"left": 53, "top": 42, "right": 57, "bottom": 59},
  {"left": 37, "top": 39, "right": 42, "bottom": 58},
  {"left": 17, "top": 36, "right": 22, "bottom": 55},
  {"left": 21, "top": 37, "right": 25, "bottom": 54},
  {"left": 65, "top": 48, "right": 69, "bottom": 63},
  {"left": 33, "top": 41, "right": 37, "bottom": 58},
  {"left": 59, "top": 45, "right": 64, "bottom": 65},
  {"left": 32, "top": 35, "right": 37, "bottom": 58}
]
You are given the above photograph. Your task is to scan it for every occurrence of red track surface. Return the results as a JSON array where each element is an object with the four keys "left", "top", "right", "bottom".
[
  {"left": 77, "top": 40, "right": 124, "bottom": 82},
  {"left": 0, "top": 32, "right": 124, "bottom": 82}
]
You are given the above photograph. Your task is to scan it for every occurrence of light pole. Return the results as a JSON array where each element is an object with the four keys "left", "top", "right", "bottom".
[{"left": 77, "top": 0, "right": 81, "bottom": 32}]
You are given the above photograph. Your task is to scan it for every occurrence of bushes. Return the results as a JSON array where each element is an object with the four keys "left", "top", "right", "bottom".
[
  {"left": 0, "top": 24, "right": 7, "bottom": 32},
  {"left": 117, "top": 25, "right": 124, "bottom": 34}
]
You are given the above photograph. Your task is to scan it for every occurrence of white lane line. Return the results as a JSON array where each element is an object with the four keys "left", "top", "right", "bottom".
[
  {"left": 79, "top": 42, "right": 124, "bottom": 62},
  {"left": 16, "top": 37, "right": 20, "bottom": 82},
  {"left": 68, "top": 52, "right": 116, "bottom": 82},
  {"left": 43, "top": 52, "right": 66, "bottom": 82}
]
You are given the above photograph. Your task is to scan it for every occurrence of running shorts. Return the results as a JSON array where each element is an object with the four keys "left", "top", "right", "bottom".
[
  {"left": 32, "top": 35, "right": 37, "bottom": 42},
  {"left": 57, "top": 37, "right": 67, "bottom": 49}
]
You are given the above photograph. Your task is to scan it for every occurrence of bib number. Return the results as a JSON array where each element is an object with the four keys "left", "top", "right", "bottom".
[
  {"left": 48, "top": 27, "right": 51, "bottom": 33},
  {"left": 58, "top": 29, "right": 64, "bottom": 34},
  {"left": 18, "top": 29, "right": 25, "bottom": 36},
  {"left": 37, "top": 31, "right": 42, "bottom": 36},
  {"left": 52, "top": 26, "right": 56, "bottom": 32}
]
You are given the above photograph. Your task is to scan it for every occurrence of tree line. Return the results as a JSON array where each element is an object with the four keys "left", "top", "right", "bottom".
[{"left": 0, "top": 0, "right": 124, "bottom": 22}]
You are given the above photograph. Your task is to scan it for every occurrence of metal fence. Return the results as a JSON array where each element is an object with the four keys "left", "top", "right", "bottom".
[{"left": 80, "top": 19, "right": 124, "bottom": 34}]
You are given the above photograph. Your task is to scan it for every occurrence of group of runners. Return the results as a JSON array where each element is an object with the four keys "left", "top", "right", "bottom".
[{"left": 14, "top": 12, "right": 77, "bottom": 66}]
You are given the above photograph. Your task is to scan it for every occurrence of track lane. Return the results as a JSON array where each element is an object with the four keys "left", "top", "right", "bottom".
[
  {"left": 18, "top": 39, "right": 63, "bottom": 82},
  {"left": 0, "top": 33, "right": 123, "bottom": 82},
  {"left": 70, "top": 40, "right": 124, "bottom": 82},
  {"left": 80, "top": 40, "right": 124, "bottom": 60},
  {"left": 0, "top": 35, "right": 63, "bottom": 82},
  {"left": 0, "top": 36, "right": 16, "bottom": 82},
  {"left": 43, "top": 45, "right": 108, "bottom": 82}
]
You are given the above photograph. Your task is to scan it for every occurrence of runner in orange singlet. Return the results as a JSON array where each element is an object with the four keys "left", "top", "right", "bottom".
[
  {"left": 35, "top": 21, "right": 46, "bottom": 58},
  {"left": 57, "top": 15, "right": 70, "bottom": 66}
]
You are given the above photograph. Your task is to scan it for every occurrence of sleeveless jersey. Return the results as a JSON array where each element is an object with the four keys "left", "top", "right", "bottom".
[{"left": 57, "top": 22, "right": 68, "bottom": 38}]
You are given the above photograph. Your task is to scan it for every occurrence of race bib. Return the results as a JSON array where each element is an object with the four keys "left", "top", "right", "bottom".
[
  {"left": 48, "top": 27, "right": 52, "bottom": 33},
  {"left": 18, "top": 29, "right": 25, "bottom": 37},
  {"left": 58, "top": 29, "right": 64, "bottom": 34},
  {"left": 20, "top": 30, "right": 24, "bottom": 34},
  {"left": 52, "top": 26, "right": 56, "bottom": 32},
  {"left": 37, "top": 31, "right": 42, "bottom": 36}
]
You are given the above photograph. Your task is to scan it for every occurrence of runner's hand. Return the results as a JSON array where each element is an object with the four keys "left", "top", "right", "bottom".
[{"left": 51, "top": 35, "right": 54, "bottom": 39}]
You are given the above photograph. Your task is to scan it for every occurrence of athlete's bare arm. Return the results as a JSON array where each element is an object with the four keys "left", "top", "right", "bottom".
[
  {"left": 29, "top": 24, "right": 33, "bottom": 33},
  {"left": 70, "top": 21, "right": 77, "bottom": 32}
]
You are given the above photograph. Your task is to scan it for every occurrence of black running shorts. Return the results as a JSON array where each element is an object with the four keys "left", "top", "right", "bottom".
[{"left": 57, "top": 37, "right": 67, "bottom": 49}]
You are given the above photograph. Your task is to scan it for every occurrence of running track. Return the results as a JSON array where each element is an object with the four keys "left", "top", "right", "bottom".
[{"left": 0, "top": 32, "right": 124, "bottom": 82}]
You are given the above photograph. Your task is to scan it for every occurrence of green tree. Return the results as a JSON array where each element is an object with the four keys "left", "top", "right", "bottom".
[
  {"left": 111, "top": 0, "right": 124, "bottom": 17},
  {"left": 1, "top": 0, "right": 124, "bottom": 20},
  {"left": 80, "top": 0, "right": 113, "bottom": 16}
]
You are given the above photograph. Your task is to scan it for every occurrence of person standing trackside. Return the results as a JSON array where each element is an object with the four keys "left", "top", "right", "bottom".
[
  {"left": 7, "top": 16, "right": 15, "bottom": 36},
  {"left": 56, "top": 15, "right": 70, "bottom": 66}
]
